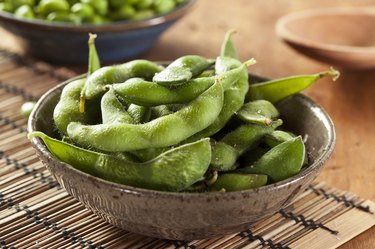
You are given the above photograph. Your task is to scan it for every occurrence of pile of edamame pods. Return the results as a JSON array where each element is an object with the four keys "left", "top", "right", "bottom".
[
  {"left": 29, "top": 31, "right": 339, "bottom": 192},
  {"left": 0, "top": 0, "right": 186, "bottom": 24}
]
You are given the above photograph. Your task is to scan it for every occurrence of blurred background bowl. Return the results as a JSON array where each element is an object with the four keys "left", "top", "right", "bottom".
[
  {"left": 28, "top": 74, "right": 336, "bottom": 241},
  {"left": 276, "top": 7, "right": 375, "bottom": 70},
  {"left": 0, "top": 0, "right": 195, "bottom": 65}
]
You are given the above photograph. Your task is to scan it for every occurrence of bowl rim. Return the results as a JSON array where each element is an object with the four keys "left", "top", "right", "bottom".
[
  {"left": 28, "top": 74, "right": 336, "bottom": 200},
  {"left": 276, "top": 6, "right": 375, "bottom": 53},
  {"left": 0, "top": 0, "right": 196, "bottom": 33}
]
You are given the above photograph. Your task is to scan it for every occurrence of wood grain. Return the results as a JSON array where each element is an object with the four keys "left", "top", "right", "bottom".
[{"left": 0, "top": 0, "right": 374, "bottom": 248}]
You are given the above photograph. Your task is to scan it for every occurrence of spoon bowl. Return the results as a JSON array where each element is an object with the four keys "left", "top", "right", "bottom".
[{"left": 276, "top": 7, "right": 375, "bottom": 70}]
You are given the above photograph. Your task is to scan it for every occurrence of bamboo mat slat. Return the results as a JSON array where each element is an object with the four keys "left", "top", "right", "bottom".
[{"left": 0, "top": 48, "right": 374, "bottom": 249}]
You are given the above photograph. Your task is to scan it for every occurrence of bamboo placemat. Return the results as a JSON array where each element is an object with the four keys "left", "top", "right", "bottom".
[{"left": 0, "top": 49, "right": 374, "bottom": 249}]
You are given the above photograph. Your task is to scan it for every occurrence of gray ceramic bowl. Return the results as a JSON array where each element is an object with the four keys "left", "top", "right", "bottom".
[
  {"left": 28, "top": 75, "right": 335, "bottom": 241},
  {"left": 0, "top": 0, "right": 195, "bottom": 64}
]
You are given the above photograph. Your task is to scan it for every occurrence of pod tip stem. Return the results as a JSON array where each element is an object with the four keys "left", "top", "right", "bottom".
[
  {"left": 79, "top": 95, "right": 85, "bottom": 113},
  {"left": 320, "top": 67, "right": 340, "bottom": 81},
  {"left": 88, "top": 33, "right": 97, "bottom": 45},
  {"left": 244, "top": 58, "right": 257, "bottom": 67}
]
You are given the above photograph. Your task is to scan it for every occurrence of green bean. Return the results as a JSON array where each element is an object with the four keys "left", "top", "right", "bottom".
[
  {"left": 67, "top": 79, "right": 224, "bottom": 151},
  {"left": 101, "top": 88, "right": 134, "bottom": 124},
  {"left": 28, "top": 132, "right": 211, "bottom": 192},
  {"left": 81, "top": 60, "right": 164, "bottom": 104},
  {"left": 20, "top": 101, "right": 36, "bottom": 118},
  {"left": 236, "top": 100, "right": 279, "bottom": 126},
  {"left": 38, "top": 0, "right": 70, "bottom": 17},
  {"left": 109, "top": 4, "right": 135, "bottom": 20},
  {"left": 7, "top": 0, "right": 35, "bottom": 9},
  {"left": 247, "top": 67, "right": 340, "bottom": 103},
  {"left": 53, "top": 78, "right": 101, "bottom": 135},
  {"left": 154, "top": 0, "right": 176, "bottom": 14},
  {"left": 136, "top": 0, "right": 153, "bottom": 10},
  {"left": 112, "top": 64, "right": 246, "bottom": 106},
  {"left": 237, "top": 136, "right": 305, "bottom": 182},
  {"left": 153, "top": 55, "right": 215, "bottom": 86},
  {"left": 71, "top": 2, "right": 94, "bottom": 19},
  {"left": 81, "top": 0, "right": 108, "bottom": 15},
  {"left": 0, "top": 3, "right": 14, "bottom": 12},
  {"left": 127, "top": 104, "right": 151, "bottom": 123},
  {"left": 207, "top": 173, "right": 268, "bottom": 192},
  {"left": 14, "top": 5, "right": 34, "bottom": 19}
]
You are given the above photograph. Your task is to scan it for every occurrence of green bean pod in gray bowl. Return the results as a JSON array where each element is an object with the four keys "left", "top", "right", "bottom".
[{"left": 27, "top": 31, "right": 336, "bottom": 240}]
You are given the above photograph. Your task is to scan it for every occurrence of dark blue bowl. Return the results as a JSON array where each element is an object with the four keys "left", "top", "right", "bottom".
[{"left": 0, "top": 0, "right": 195, "bottom": 65}]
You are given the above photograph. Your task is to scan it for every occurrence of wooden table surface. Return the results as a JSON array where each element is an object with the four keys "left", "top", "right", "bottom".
[{"left": 0, "top": 0, "right": 374, "bottom": 248}]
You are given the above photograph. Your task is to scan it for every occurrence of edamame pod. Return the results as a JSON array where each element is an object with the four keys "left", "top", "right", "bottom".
[
  {"left": 210, "top": 120, "right": 282, "bottom": 171},
  {"left": 82, "top": 60, "right": 164, "bottom": 102},
  {"left": 236, "top": 100, "right": 279, "bottom": 126},
  {"left": 186, "top": 58, "right": 253, "bottom": 141},
  {"left": 127, "top": 104, "right": 151, "bottom": 124},
  {"left": 207, "top": 173, "right": 268, "bottom": 192},
  {"left": 153, "top": 55, "right": 215, "bottom": 86},
  {"left": 237, "top": 136, "right": 305, "bottom": 182},
  {"left": 28, "top": 132, "right": 211, "bottom": 192},
  {"left": 247, "top": 68, "right": 340, "bottom": 103},
  {"left": 220, "top": 29, "right": 239, "bottom": 60},
  {"left": 113, "top": 64, "right": 246, "bottom": 106},
  {"left": 67, "top": 79, "right": 224, "bottom": 151},
  {"left": 101, "top": 88, "right": 134, "bottom": 124},
  {"left": 53, "top": 78, "right": 101, "bottom": 135}
]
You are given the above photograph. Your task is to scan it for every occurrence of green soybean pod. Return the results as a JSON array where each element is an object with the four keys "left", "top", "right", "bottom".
[
  {"left": 79, "top": 33, "right": 100, "bottom": 112},
  {"left": 247, "top": 67, "right": 340, "bottom": 103},
  {"left": 207, "top": 173, "right": 268, "bottom": 192},
  {"left": 220, "top": 29, "right": 239, "bottom": 59},
  {"left": 186, "top": 59, "right": 253, "bottom": 142},
  {"left": 82, "top": 60, "right": 164, "bottom": 102},
  {"left": 81, "top": 0, "right": 108, "bottom": 15},
  {"left": 67, "top": 79, "right": 224, "bottom": 152},
  {"left": 237, "top": 136, "right": 306, "bottom": 182},
  {"left": 71, "top": 2, "right": 94, "bottom": 19},
  {"left": 127, "top": 104, "right": 151, "bottom": 124},
  {"left": 236, "top": 100, "right": 279, "bottom": 126},
  {"left": 154, "top": 0, "right": 175, "bottom": 14},
  {"left": 38, "top": 0, "right": 70, "bottom": 17},
  {"left": 0, "top": 3, "right": 14, "bottom": 12},
  {"left": 153, "top": 55, "right": 215, "bottom": 87},
  {"left": 210, "top": 141, "right": 238, "bottom": 172},
  {"left": 53, "top": 78, "right": 101, "bottom": 135},
  {"left": 14, "top": 5, "right": 35, "bottom": 19},
  {"left": 101, "top": 88, "right": 135, "bottom": 124},
  {"left": 29, "top": 132, "right": 212, "bottom": 192},
  {"left": 109, "top": 4, "right": 135, "bottom": 20},
  {"left": 113, "top": 63, "right": 247, "bottom": 107},
  {"left": 20, "top": 101, "right": 37, "bottom": 118},
  {"left": 264, "top": 130, "right": 295, "bottom": 148}
]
